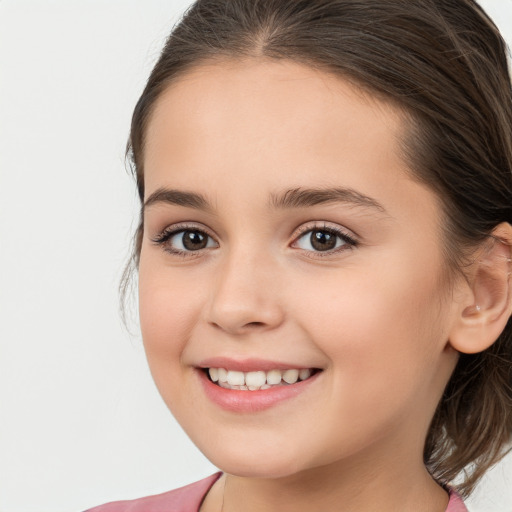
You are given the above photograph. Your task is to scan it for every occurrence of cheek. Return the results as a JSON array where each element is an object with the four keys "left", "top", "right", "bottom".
[
  {"left": 138, "top": 256, "right": 204, "bottom": 376},
  {"left": 290, "top": 258, "right": 447, "bottom": 406}
]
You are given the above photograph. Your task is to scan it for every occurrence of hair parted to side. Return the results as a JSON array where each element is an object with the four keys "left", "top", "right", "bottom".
[{"left": 121, "top": 0, "right": 512, "bottom": 497}]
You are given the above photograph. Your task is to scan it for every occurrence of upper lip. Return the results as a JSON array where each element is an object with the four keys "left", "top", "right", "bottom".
[{"left": 198, "top": 357, "right": 320, "bottom": 372}]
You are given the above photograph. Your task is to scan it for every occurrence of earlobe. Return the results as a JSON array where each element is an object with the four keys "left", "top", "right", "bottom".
[{"left": 449, "top": 222, "right": 512, "bottom": 355}]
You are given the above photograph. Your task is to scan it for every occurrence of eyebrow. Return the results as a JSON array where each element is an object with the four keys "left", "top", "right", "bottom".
[
  {"left": 144, "top": 187, "right": 215, "bottom": 214},
  {"left": 268, "top": 187, "right": 386, "bottom": 212},
  {"left": 143, "top": 186, "right": 386, "bottom": 214}
]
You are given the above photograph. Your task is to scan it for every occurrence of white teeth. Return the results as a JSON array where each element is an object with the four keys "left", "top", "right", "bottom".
[
  {"left": 299, "top": 368, "right": 311, "bottom": 381},
  {"left": 217, "top": 368, "right": 228, "bottom": 382},
  {"left": 282, "top": 369, "right": 299, "bottom": 384},
  {"left": 227, "top": 370, "right": 245, "bottom": 386},
  {"left": 245, "top": 371, "right": 267, "bottom": 388},
  {"left": 207, "top": 367, "right": 316, "bottom": 390},
  {"left": 266, "top": 369, "right": 282, "bottom": 385}
]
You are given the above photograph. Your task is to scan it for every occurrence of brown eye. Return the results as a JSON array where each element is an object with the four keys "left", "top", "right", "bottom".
[
  {"left": 153, "top": 227, "right": 218, "bottom": 255},
  {"left": 310, "top": 230, "right": 337, "bottom": 251},
  {"left": 292, "top": 225, "right": 357, "bottom": 256},
  {"left": 181, "top": 230, "right": 209, "bottom": 250}
]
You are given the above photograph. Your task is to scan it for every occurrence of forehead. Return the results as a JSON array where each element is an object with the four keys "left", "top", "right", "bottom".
[
  {"left": 149, "top": 57, "right": 398, "bottom": 119},
  {"left": 143, "top": 57, "right": 407, "bottom": 188}
]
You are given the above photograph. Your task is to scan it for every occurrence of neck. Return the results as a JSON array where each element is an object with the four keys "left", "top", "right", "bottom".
[
  {"left": 201, "top": 433, "right": 451, "bottom": 512},
  {"left": 218, "top": 461, "right": 448, "bottom": 512}
]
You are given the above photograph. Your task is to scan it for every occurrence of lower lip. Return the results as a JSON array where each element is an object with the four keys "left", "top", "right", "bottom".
[{"left": 197, "top": 369, "right": 322, "bottom": 413}]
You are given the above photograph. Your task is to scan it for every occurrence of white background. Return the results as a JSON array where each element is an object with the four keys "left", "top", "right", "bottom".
[{"left": 1, "top": 1, "right": 511, "bottom": 511}]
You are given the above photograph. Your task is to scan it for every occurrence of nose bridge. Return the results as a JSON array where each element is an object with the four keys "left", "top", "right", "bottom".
[{"left": 206, "top": 241, "right": 284, "bottom": 334}]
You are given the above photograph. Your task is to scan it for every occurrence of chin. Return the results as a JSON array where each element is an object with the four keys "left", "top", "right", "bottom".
[
  {"left": 217, "top": 459, "right": 305, "bottom": 479},
  {"left": 198, "top": 440, "right": 309, "bottom": 479}
]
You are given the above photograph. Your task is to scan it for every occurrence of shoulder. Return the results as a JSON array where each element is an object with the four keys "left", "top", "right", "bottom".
[
  {"left": 83, "top": 472, "right": 222, "bottom": 512},
  {"left": 446, "top": 489, "right": 468, "bottom": 512}
]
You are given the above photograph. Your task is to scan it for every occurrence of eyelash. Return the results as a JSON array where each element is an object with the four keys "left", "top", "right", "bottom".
[{"left": 151, "top": 222, "right": 358, "bottom": 260}]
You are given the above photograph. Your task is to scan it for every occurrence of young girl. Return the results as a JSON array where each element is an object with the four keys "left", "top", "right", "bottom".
[{"left": 86, "top": 0, "right": 512, "bottom": 510}]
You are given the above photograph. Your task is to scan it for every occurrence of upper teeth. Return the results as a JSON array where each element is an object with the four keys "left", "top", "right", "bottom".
[{"left": 208, "top": 367, "right": 313, "bottom": 389}]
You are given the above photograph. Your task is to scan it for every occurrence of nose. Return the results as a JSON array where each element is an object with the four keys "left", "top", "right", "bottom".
[{"left": 205, "top": 247, "right": 285, "bottom": 336}]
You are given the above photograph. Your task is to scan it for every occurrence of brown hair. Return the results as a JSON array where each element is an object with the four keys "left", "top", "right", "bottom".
[{"left": 123, "top": 0, "right": 512, "bottom": 497}]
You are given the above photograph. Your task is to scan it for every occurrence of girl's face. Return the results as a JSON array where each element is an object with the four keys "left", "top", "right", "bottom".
[{"left": 139, "top": 59, "right": 462, "bottom": 478}]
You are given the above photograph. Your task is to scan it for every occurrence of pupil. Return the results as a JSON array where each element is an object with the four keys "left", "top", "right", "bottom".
[
  {"left": 183, "top": 231, "right": 207, "bottom": 250},
  {"left": 311, "top": 230, "right": 336, "bottom": 251}
]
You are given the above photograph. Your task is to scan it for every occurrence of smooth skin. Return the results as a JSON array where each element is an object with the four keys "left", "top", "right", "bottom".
[{"left": 138, "top": 58, "right": 512, "bottom": 512}]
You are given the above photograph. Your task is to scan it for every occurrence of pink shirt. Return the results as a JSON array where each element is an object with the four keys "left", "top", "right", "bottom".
[{"left": 84, "top": 472, "right": 468, "bottom": 512}]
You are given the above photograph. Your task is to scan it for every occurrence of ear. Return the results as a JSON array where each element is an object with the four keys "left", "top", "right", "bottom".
[{"left": 448, "top": 222, "right": 512, "bottom": 355}]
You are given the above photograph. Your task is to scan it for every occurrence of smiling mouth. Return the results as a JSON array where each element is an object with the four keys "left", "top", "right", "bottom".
[{"left": 204, "top": 367, "right": 321, "bottom": 391}]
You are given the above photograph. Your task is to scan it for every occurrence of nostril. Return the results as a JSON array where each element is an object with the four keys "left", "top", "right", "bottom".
[{"left": 246, "top": 322, "right": 265, "bottom": 328}]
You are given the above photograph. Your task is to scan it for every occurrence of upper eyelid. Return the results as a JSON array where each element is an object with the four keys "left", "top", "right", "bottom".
[
  {"left": 154, "top": 220, "right": 353, "bottom": 235},
  {"left": 293, "top": 221, "right": 356, "bottom": 237},
  {"left": 152, "top": 222, "right": 216, "bottom": 240}
]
